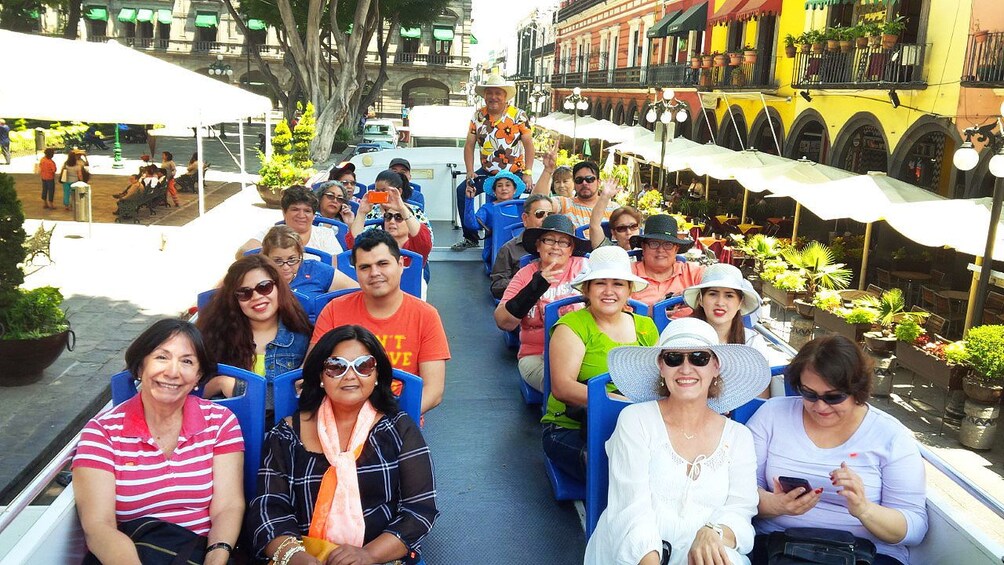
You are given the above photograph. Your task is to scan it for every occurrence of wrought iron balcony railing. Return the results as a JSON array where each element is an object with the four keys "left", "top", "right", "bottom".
[
  {"left": 791, "top": 43, "right": 928, "bottom": 89},
  {"left": 961, "top": 31, "right": 1004, "bottom": 87}
]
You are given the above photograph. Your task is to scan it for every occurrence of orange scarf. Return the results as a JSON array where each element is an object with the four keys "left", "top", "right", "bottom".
[{"left": 308, "top": 399, "right": 378, "bottom": 547}]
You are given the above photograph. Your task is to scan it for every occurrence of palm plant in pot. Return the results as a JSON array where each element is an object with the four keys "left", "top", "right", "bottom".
[
  {"left": 859, "top": 288, "right": 928, "bottom": 355},
  {"left": 730, "top": 233, "right": 784, "bottom": 293},
  {"left": 0, "top": 172, "right": 74, "bottom": 386},
  {"left": 784, "top": 242, "right": 851, "bottom": 320}
]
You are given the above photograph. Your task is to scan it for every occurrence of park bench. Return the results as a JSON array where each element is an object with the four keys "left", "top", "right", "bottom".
[{"left": 23, "top": 222, "right": 56, "bottom": 264}]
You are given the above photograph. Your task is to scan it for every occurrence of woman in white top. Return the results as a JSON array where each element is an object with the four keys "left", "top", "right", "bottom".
[
  {"left": 584, "top": 318, "right": 770, "bottom": 565},
  {"left": 684, "top": 263, "right": 775, "bottom": 397}
]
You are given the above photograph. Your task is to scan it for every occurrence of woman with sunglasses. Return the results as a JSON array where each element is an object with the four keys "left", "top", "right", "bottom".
[
  {"left": 260, "top": 226, "right": 358, "bottom": 299},
  {"left": 588, "top": 179, "right": 643, "bottom": 251},
  {"left": 544, "top": 246, "right": 656, "bottom": 482},
  {"left": 350, "top": 170, "right": 433, "bottom": 269},
  {"left": 746, "top": 336, "right": 927, "bottom": 565},
  {"left": 197, "top": 255, "right": 313, "bottom": 407},
  {"left": 585, "top": 318, "right": 770, "bottom": 565},
  {"left": 246, "top": 325, "right": 438, "bottom": 564},
  {"left": 314, "top": 180, "right": 356, "bottom": 225}
]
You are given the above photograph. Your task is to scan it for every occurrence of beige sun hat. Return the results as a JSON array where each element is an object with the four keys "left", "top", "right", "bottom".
[
  {"left": 475, "top": 74, "right": 517, "bottom": 100},
  {"left": 682, "top": 263, "right": 762, "bottom": 316},
  {"left": 571, "top": 246, "right": 648, "bottom": 293},
  {"left": 607, "top": 318, "right": 770, "bottom": 413}
]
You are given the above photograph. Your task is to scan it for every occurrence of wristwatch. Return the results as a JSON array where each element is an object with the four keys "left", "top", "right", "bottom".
[{"left": 704, "top": 523, "right": 724, "bottom": 540}]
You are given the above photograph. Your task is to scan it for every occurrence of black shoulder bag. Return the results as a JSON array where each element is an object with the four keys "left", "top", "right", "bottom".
[
  {"left": 82, "top": 517, "right": 209, "bottom": 565},
  {"left": 767, "top": 527, "right": 876, "bottom": 565}
]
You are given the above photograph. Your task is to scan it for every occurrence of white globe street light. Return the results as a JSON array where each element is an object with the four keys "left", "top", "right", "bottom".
[
  {"left": 953, "top": 142, "right": 980, "bottom": 171},
  {"left": 990, "top": 152, "right": 1004, "bottom": 179}
]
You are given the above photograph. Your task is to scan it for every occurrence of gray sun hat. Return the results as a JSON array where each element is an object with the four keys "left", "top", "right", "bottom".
[
  {"left": 629, "top": 214, "right": 694, "bottom": 250},
  {"left": 607, "top": 318, "right": 770, "bottom": 413},
  {"left": 570, "top": 245, "right": 648, "bottom": 293},
  {"left": 522, "top": 214, "right": 592, "bottom": 257},
  {"left": 683, "top": 263, "right": 762, "bottom": 316}
]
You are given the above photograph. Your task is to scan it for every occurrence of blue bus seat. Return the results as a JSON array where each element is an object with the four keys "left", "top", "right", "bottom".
[
  {"left": 335, "top": 248, "right": 423, "bottom": 298},
  {"left": 651, "top": 296, "right": 687, "bottom": 333},
  {"left": 585, "top": 373, "right": 630, "bottom": 538},
  {"left": 310, "top": 287, "right": 361, "bottom": 322},
  {"left": 576, "top": 222, "right": 612, "bottom": 241},
  {"left": 518, "top": 254, "right": 535, "bottom": 269},
  {"left": 110, "top": 365, "right": 267, "bottom": 501},
  {"left": 199, "top": 276, "right": 312, "bottom": 321},
  {"left": 273, "top": 367, "right": 423, "bottom": 426},
  {"left": 196, "top": 288, "right": 216, "bottom": 311},
  {"left": 731, "top": 397, "right": 766, "bottom": 425}
]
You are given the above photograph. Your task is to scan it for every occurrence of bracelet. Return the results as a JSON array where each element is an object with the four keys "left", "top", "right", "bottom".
[
  {"left": 206, "top": 541, "right": 234, "bottom": 554},
  {"left": 271, "top": 536, "right": 299, "bottom": 563},
  {"left": 278, "top": 545, "right": 306, "bottom": 565}
]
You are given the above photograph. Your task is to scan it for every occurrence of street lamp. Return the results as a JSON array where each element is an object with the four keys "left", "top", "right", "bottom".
[
  {"left": 530, "top": 88, "right": 550, "bottom": 117},
  {"left": 563, "top": 86, "right": 589, "bottom": 155},
  {"left": 953, "top": 99, "right": 1004, "bottom": 331},
  {"left": 208, "top": 54, "right": 233, "bottom": 139},
  {"left": 645, "top": 88, "right": 689, "bottom": 191}
]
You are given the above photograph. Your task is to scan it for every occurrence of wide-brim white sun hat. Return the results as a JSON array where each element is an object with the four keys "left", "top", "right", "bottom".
[
  {"left": 682, "top": 263, "right": 762, "bottom": 316},
  {"left": 607, "top": 318, "right": 770, "bottom": 413},
  {"left": 475, "top": 74, "right": 517, "bottom": 100},
  {"left": 571, "top": 246, "right": 649, "bottom": 293}
]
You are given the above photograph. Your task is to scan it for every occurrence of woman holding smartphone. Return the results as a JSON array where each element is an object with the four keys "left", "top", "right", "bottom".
[
  {"left": 746, "top": 336, "right": 928, "bottom": 564},
  {"left": 585, "top": 318, "right": 770, "bottom": 565}
]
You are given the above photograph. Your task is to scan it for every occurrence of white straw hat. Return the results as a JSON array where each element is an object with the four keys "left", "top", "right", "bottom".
[
  {"left": 571, "top": 246, "right": 649, "bottom": 293},
  {"left": 682, "top": 263, "right": 762, "bottom": 316},
  {"left": 475, "top": 74, "right": 517, "bottom": 100},
  {"left": 607, "top": 318, "right": 770, "bottom": 412}
]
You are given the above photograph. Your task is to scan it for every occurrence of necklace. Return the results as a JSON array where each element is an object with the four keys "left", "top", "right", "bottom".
[{"left": 683, "top": 432, "right": 696, "bottom": 440}]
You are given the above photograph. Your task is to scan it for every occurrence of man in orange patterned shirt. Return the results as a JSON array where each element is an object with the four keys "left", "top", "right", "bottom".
[{"left": 455, "top": 74, "right": 535, "bottom": 251}]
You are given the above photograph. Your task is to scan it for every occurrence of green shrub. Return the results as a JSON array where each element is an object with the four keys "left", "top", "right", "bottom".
[
  {"left": 1, "top": 287, "right": 69, "bottom": 340},
  {"left": 894, "top": 319, "right": 923, "bottom": 343},
  {"left": 271, "top": 120, "right": 293, "bottom": 160},
  {"left": 843, "top": 307, "right": 878, "bottom": 325},
  {"left": 966, "top": 325, "right": 1004, "bottom": 381},
  {"left": 0, "top": 173, "right": 26, "bottom": 308},
  {"left": 291, "top": 102, "right": 316, "bottom": 169}
]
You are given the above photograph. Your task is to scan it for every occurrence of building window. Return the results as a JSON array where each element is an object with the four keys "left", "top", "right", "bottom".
[
  {"left": 432, "top": 26, "right": 454, "bottom": 57},
  {"left": 194, "top": 11, "right": 219, "bottom": 47}
]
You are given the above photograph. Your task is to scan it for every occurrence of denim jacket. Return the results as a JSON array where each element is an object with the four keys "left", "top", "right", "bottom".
[{"left": 264, "top": 320, "right": 309, "bottom": 380}]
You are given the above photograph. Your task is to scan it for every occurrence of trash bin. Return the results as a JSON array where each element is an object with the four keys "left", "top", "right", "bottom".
[
  {"left": 71, "top": 182, "right": 91, "bottom": 222},
  {"left": 34, "top": 128, "right": 46, "bottom": 152}
]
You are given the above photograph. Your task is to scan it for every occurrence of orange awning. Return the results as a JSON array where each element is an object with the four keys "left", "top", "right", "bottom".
[
  {"left": 708, "top": 0, "right": 750, "bottom": 26},
  {"left": 735, "top": 0, "right": 782, "bottom": 21}
]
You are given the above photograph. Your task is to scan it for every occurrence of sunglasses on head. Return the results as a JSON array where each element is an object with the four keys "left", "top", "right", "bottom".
[
  {"left": 660, "top": 350, "right": 713, "bottom": 367},
  {"left": 574, "top": 175, "right": 597, "bottom": 184},
  {"left": 612, "top": 223, "right": 640, "bottom": 233},
  {"left": 234, "top": 279, "right": 275, "bottom": 302},
  {"left": 532, "top": 209, "right": 553, "bottom": 219},
  {"left": 797, "top": 385, "right": 850, "bottom": 405},
  {"left": 383, "top": 212, "right": 405, "bottom": 222},
  {"left": 323, "top": 355, "right": 378, "bottom": 379}
]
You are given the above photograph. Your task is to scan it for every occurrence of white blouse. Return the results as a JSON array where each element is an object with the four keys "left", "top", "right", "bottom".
[{"left": 584, "top": 401, "right": 759, "bottom": 565}]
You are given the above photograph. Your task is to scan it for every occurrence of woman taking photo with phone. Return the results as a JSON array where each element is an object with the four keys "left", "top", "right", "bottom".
[
  {"left": 746, "top": 335, "right": 927, "bottom": 564},
  {"left": 585, "top": 318, "right": 770, "bottom": 565},
  {"left": 350, "top": 170, "right": 433, "bottom": 269}
]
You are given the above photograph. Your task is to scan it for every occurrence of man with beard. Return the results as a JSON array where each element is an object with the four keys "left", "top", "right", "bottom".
[{"left": 532, "top": 155, "right": 618, "bottom": 228}]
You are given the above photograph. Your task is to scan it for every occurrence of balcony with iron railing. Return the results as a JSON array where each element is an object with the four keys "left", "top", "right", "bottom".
[
  {"left": 393, "top": 51, "right": 468, "bottom": 66},
  {"left": 791, "top": 43, "right": 928, "bottom": 89},
  {"left": 699, "top": 56, "right": 778, "bottom": 90},
  {"left": 647, "top": 63, "right": 699, "bottom": 88},
  {"left": 961, "top": 31, "right": 1004, "bottom": 87}
]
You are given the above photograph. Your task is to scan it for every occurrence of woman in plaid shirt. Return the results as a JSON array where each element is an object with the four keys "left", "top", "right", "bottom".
[{"left": 247, "top": 325, "right": 438, "bottom": 564}]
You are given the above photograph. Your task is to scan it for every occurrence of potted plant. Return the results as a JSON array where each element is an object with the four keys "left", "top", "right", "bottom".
[
  {"left": 807, "top": 30, "right": 825, "bottom": 54},
  {"left": 860, "top": 288, "right": 927, "bottom": 355},
  {"left": 256, "top": 104, "right": 317, "bottom": 208},
  {"left": 0, "top": 173, "right": 74, "bottom": 386},
  {"left": 784, "top": 34, "right": 797, "bottom": 58},
  {"left": 690, "top": 54, "right": 701, "bottom": 69},
  {"left": 713, "top": 52, "right": 727, "bottom": 67},
  {"left": 974, "top": 26, "right": 988, "bottom": 44},
  {"left": 743, "top": 45, "right": 758, "bottom": 64},
  {"left": 784, "top": 242, "right": 851, "bottom": 319},
  {"left": 881, "top": 16, "right": 907, "bottom": 49},
  {"left": 960, "top": 324, "right": 1004, "bottom": 449},
  {"left": 763, "top": 269, "right": 807, "bottom": 310},
  {"left": 728, "top": 51, "right": 742, "bottom": 66},
  {"left": 864, "top": 22, "right": 882, "bottom": 47},
  {"left": 701, "top": 53, "right": 713, "bottom": 68},
  {"left": 824, "top": 28, "right": 840, "bottom": 52},
  {"left": 798, "top": 32, "right": 811, "bottom": 53},
  {"left": 837, "top": 26, "right": 854, "bottom": 53},
  {"left": 851, "top": 24, "right": 869, "bottom": 48}
]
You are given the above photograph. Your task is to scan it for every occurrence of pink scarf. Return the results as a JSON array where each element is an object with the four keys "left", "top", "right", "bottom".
[{"left": 308, "top": 399, "right": 378, "bottom": 547}]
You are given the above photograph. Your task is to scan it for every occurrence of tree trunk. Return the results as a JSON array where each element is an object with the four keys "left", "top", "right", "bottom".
[{"left": 63, "top": 0, "right": 81, "bottom": 38}]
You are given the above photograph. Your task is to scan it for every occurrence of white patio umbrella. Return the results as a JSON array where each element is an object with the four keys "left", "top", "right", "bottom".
[
  {"left": 885, "top": 197, "right": 1004, "bottom": 261},
  {"left": 735, "top": 159, "right": 857, "bottom": 240},
  {"left": 659, "top": 143, "right": 736, "bottom": 203},
  {"left": 576, "top": 119, "right": 633, "bottom": 159},
  {"left": 787, "top": 171, "right": 946, "bottom": 289},
  {"left": 687, "top": 150, "right": 792, "bottom": 222}
]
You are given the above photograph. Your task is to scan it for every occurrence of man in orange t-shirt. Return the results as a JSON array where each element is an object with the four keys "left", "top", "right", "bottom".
[
  {"left": 39, "top": 148, "right": 58, "bottom": 209},
  {"left": 311, "top": 230, "right": 450, "bottom": 414}
]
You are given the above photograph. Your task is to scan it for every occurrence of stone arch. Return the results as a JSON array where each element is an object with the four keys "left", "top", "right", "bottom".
[
  {"left": 592, "top": 99, "right": 604, "bottom": 119},
  {"left": 830, "top": 112, "right": 888, "bottom": 173},
  {"left": 718, "top": 106, "right": 748, "bottom": 151},
  {"left": 401, "top": 77, "right": 451, "bottom": 106},
  {"left": 749, "top": 107, "right": 785, "bottom": 155},
  {"left": 693, "top": 110, "right": 717, "bottom": 144},
  {"left": 613, "top": 102, "right": 625, "bottom": 125},
  {"left": 626, "top": 102, "right": 639, "bottom": 127},
  {"left": 888, "top": 116, "right": 962, "bottom": 196},
  {"left": 785, "top": 108, "right": 830, "bottom": 162}
]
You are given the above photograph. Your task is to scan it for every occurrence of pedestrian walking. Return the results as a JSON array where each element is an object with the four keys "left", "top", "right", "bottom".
[
  {"left": 0, "top": 119, "right": 11, "bottom": 165},
  {"left": 39, "top": 148, "right": 57, "bottom": 209},
  {"left": 162, "top": 151, "right": 180, "bottom": 206}
]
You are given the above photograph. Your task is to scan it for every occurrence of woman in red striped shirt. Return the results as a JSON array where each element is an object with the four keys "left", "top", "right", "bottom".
[{"left": 72, "top": 320, "right": 245, "bottom": 565}]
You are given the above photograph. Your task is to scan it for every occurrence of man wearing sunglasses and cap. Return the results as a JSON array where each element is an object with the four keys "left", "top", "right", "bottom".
[
  {"left": 531, "top": 147, "right": 618, "bottom": 228},
  {"left": 489, "top": 194, "right": 555, "bottom": 299},
  {"left": 456, "top": 74, "right": 535, "bottom": 251}
]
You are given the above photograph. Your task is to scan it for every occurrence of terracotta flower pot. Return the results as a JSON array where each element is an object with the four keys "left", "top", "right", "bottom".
[
  {"left": 256, "top": 185, "right": 284, "bottom": 208},
  {"left": 811, "top": 42, "right": 824, "bottom": 54},
  {"left": 868, "top": 35, "right": 881, "bottom": 47},
  {"left": 744, "top": 50, "right": 757, "bottom": 64},
  {"left": 691, "top": 57, "right": 700, "bottom": 69},
  {"left": 963, "top": 371, "right": 1003, "bottom": 404},
  {"left": 785, "top": 46, "right": 797, "bottom": 58},
  {"left": 975, "top": 30, "right": 989, "bottom": 44},
  {"left": 855, "top": 36, "right": 869, "bottom": 48},
  {"left": 728, "top": 53, "right": 741, "bottom": 66},
  {"left": 701, "top": 55, "right": 713, "bottom": 68},
  {"left": 881, "top": 33, "right": 898, "bottom": 49},
  {"left": 826, "top": 39, "right": 840, "bottom": 52},
  {"left": 839, "top": 40, "right": 853, "bottom": 53},
  {"left": 714, "top": 54, "right": 727, "bottom": 67}
]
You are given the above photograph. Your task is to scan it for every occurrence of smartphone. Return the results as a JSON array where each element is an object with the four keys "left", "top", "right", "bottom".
[
  {"left": 368, "top": 191, "right": 389, "bottom": 204},
  {"left": 778, "top": 476, "right": 813, "bottom": 495}
]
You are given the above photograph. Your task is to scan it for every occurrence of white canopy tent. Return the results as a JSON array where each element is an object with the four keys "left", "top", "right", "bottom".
[
  {"left": 0, "top": 30, "right": 273, "bottom": 216},
  {"left": 885, "top": 197, "right": 1004, "bottom": 261}
]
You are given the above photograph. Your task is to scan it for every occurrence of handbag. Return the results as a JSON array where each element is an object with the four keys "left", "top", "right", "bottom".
[
  {"left": 81, "top": 517, "right": 209, "bottom": 565},
  {"left": 81, "top": 166, "right": 91, "bottom": 183},
  {"left": 59, "top": 167, "right": 68, "bottom": 183},
  {"left": 766, "top": 527, "right": 876, "bottom": 565}
]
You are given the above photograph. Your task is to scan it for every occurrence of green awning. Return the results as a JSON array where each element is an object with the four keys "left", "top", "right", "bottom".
[
  {"left": 432, "top": 26, "right": 454, "bottom": 41},
  {"left": 400, "top": 27, "right": 421, "bottom": 39},
  {"left": 135, "top": 8, "right": 153, "bottom": 22},
  {"left": 247, "top": 18, "right": 266, "bottom": 30},
  {"left": 29, "top": 9, "right": 39, "bottom": 18},
  {"left": 470, "top": 34, "right": 478, "bottom": 44},
  {"left": 647, "top": 9, "right": 682, "bottom": 38},
  {"left": 194, "top": 12, "right": 218, "bottom": 28},
  {"left": 157, "top": 9, "right": 172, "bottom": 24},
  {"left": 805, "top": 0, "right": 893, "bottom": 8},
  {"left": 84, "top": 6, "right": 107, "bottom": 21},
  {"left": 663, "top": 1, "right": 708, "bottom": 35},
  {"left": 117, "top": 8, "right": 136, "bottom": 22}
]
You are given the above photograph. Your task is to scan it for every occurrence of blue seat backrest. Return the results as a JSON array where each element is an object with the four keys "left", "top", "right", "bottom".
[
  {"left": 353, "top": 182, "right": 368, "bottom": 198},
  {"left": 518, "top": 253, "right": 535, "bottom": 269},
  {"left": 197, "top": 288, "right": 216, "bottom": 311},
  {"left": 409, "top": 182, "right": 422, "bottom": 193},
  {"left": 574, "top": 225, "right": 588, "bottom": 239},
  {"left": 585, "top": 373, "right": 630, "bottom": 538},
  {"left": 490, "top": 216, "right": 524, "bottom": 270},
  {"left": 651, "top": 295, "right": 687, "bottom": 332},
  {"left": 272, "top": 368, "right": 423, "bottom": 426},
  {"left": 110, "top": 366, "right": 267, "bottom": 501},
  {"left": 311, "top": 287, "right": 361, "bottom": 321},
  {"left": 199, "top": 276, "right": 312, "bottom": 321},
  {"left": 575, "top": 222, "right": 612, "bottom": 240},
  {"left": 731, "top": 397, "right": 766, "bottom": 425},
  {"left": 335, "top": 249, "right": 423, "bottom": 298},
  {"left": 348, "top": 200, "right": 359, "bottom": 214}
]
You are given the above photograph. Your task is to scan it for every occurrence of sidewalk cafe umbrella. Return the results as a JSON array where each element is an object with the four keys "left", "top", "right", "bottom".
[
  {"left": 576, "top": 119, "right": 633, "bottom": 157},
  {"left": 786, "top": 171, "right": 945, "bottom": 289},
  {"left": 688, "top": 150, "right": 792, "bottom": 222}
]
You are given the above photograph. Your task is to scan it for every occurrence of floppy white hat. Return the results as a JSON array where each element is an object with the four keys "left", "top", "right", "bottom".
[
  {"left": 682, "top": 263, "right": 762, "bottom": 316},
  {"left": 475, "top": 74, "right": 517, "bottom": 100},
  {"left": 571, "top": 246, "right": 648, "bottom": 293},
  {"left": 607, "top": 318, "right": 770, "bottom": 413}
]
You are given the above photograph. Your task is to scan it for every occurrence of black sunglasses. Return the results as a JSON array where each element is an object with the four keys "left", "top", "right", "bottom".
[
  {"left": 383, "top": 212, "right": 405, "bottom": 222},
  {"left": 797, "top": 385, "right": 850, "bottom": 405},
  {"left": 660, "top": 351, "right": 713, "bottom": 367},
  {"left": 612, "top": 223, "right": 640, "bottom": 233},
  {"left": 234, "top": 279, "right": 275, "bottom": 302},
  {"left": 574, "top": 175, "right": 597, "bottom": 184}
]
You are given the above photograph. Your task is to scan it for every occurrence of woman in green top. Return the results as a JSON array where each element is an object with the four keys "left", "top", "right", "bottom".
[{"left": 543, "top": 246, "right": 659, "bottom": 481}]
